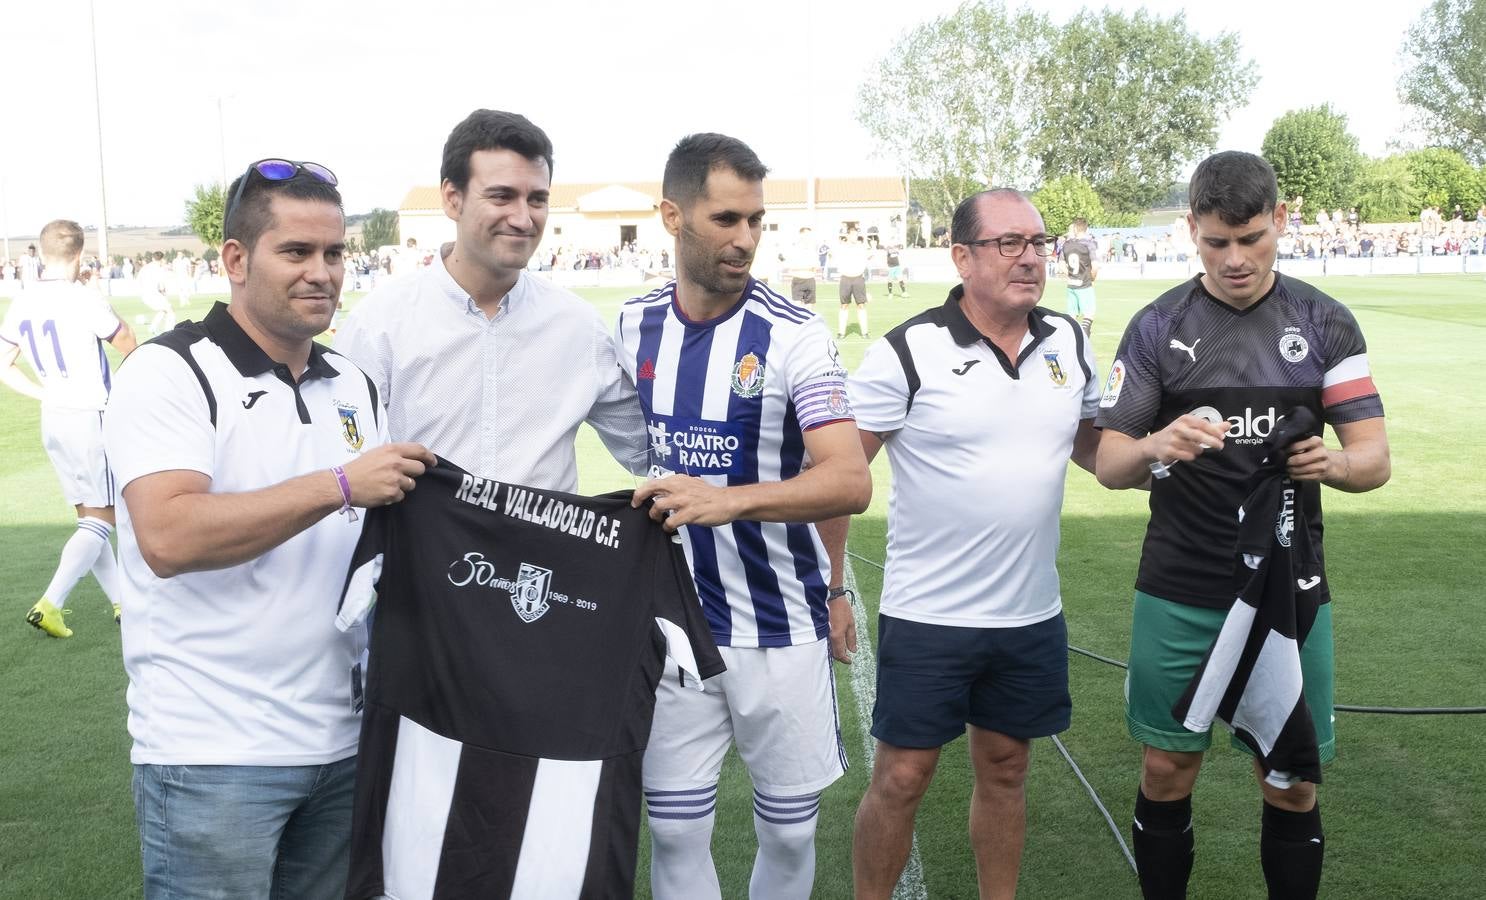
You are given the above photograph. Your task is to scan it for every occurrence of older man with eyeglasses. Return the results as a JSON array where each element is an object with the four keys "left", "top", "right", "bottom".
[{"left": 820, "top": 188, "right": 1102, "bottom": 900}]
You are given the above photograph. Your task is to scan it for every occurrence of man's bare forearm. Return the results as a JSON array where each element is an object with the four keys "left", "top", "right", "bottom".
[{"left": 128, "top": 472, "right": 343, "bottom": 577}]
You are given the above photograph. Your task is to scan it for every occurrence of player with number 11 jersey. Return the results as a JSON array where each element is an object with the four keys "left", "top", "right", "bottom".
[{"left": 0, "top": 220, "right": 135, "bottom": 637}]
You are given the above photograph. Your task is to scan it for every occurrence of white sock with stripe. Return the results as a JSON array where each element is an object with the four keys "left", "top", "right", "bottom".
[
  {"left": 749, "top": 788, "right": 821, "bottom": 900},
  {"left": 43, "top": 517, "right": 112, "bottom": 606},
  {"left": 90, "top": 529, "right": 122, "bottom": 611},
  {"left": 645, "top": 784, "right": 721, "bottom": 900}
]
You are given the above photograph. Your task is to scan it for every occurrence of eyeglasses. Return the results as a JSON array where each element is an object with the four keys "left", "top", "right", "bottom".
[
  {"left": 225, "top": 159, "right": 338, "bottom": 229},
  {"left": 961, "top": 234, "right": 1056, "bottom": 257}
]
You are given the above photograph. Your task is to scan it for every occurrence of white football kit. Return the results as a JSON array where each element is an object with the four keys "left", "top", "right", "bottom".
[{"left": 1, "top": 279, "right": 123, "bottom": 505}]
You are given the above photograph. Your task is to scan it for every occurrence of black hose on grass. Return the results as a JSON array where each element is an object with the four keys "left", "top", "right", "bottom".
[{"left": 1050, "top": 735, "right": 1138, "bottom": 875}]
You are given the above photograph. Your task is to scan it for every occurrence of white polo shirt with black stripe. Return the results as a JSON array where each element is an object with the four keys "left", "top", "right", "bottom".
[
  {"left": 104, "top": 301, "right": 387, "bottom": 766},
  {"left": 850, "top": 287, "right": 1099, "bottom": 628}
]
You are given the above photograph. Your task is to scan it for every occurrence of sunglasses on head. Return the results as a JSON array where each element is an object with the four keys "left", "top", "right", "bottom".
[{"left": 225, "top": 159, "right": 338, "bottom": 229}]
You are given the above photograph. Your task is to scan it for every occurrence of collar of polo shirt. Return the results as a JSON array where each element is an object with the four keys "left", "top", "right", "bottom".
[
  {"left": 940, "top": 285, "right": 1059, "bottom": 380},
  {"left": 201, "top": 302, "right": 341, "bottom": 382},
  {"left": 941, "top": 284, "right": 1055, "bottom": 348}
]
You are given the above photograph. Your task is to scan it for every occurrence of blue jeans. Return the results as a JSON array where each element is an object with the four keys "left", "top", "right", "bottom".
[{"left": 132, "top": 757, "right": 356, "bottom": 900}]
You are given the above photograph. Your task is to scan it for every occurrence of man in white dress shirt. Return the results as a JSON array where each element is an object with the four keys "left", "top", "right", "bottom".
[{"left": 335, "top": 109, "right": 646, "bottom": 489}]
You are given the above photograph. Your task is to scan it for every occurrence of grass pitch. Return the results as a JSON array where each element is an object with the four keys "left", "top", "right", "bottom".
[{"left": 1, "top": 274, "right": 1481, "bottom": 899}]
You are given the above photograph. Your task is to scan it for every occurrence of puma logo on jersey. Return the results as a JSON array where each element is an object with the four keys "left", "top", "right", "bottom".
[
  {"left": 1169, "top": 338, "right": 1201, "bottom": 361},
  {"left": 952, "top": 360, "right": 980, "bottom": 375},
  {"left": 242, "top": 390, "right": 268, "bottom": 409}
]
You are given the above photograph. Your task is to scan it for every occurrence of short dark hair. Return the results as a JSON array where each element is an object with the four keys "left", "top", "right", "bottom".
[
  {"left": 1190, "top": 151, "right": 1278, "bottom": 226},
  {"left": 662, "top": 133, "right": 768, "bottom": 209},
  {"left": 440, "top": 110, "right": 554, "bottom": 193},
  {"left": 950, "top": 188, "right": 1024, "bottom": 245},
  {"left": 38, "top": 220, "right": 84, "bottom": 261},
  {"left": 224, "top": 167, "right": 343, "bottom": 252}
]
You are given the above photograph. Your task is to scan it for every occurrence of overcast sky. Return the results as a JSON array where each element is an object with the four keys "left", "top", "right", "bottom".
[{"left": 2, "top": 0, "right": 1426, "bottom": 235}]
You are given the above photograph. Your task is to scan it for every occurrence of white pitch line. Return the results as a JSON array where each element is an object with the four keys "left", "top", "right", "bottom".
[{"left": 843, "top": 556, "right": 929, "bottom": 900}]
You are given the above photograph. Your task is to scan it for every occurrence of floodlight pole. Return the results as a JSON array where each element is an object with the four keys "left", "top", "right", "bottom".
[
  {"left": 87, "top": 0, "right": 111, "bottom": 291},
  {"left": 217, "top": 97, "right": 228, "bottom": 189},
  {"left": 1, "top": 175, "right": 10, "bottom": 263},
  {"left": 804, "top": 0, "right": 816, "bottom": 232}
]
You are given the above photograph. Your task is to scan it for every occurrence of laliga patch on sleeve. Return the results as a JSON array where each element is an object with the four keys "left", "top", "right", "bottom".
[{"left": 1100, "top": 359, "right": 1126, "bottom": 408}]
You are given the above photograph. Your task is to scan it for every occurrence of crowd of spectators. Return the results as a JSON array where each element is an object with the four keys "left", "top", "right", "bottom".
[
  {"left": 8, "top": 202, "right": 1484, "bottom": 288},
  {"left": 1271, "top": 201, "right": 1486, "bottom": 258},
  {"left": 1054, "top": 224, "right": 1196, "bottom": 265},
  {"left": 1051, "top": 201, "right": 1486, "bottom": 267},
  {"left": 528, "top": 241, "right": 672, "bottom": 273},
  {"left": 0, "top": 250, "right": 219, "bottom": 290}
]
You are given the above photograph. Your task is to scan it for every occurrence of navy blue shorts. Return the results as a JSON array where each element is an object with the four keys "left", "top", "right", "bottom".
[{"left": 872, "top": 613, "right": 1071, "bottom": 748}]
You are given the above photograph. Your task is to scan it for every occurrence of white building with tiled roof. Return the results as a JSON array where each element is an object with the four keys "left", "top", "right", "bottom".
[{"left": 396, "top": 178, "right": 909, "bottom": 262}]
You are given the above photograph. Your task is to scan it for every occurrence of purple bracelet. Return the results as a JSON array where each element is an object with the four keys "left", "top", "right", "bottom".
[{"left": 331, "top": 465, "right": 358, "bottom": 522}]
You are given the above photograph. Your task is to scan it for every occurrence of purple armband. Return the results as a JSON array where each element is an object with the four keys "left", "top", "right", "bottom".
[{"left": 331, "top": 465, "right": 358, "bottom": 522}]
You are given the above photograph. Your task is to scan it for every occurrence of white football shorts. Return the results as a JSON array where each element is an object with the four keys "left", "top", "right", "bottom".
[
  {"left": 41, "top": 407, "right": 113, "bottom": 507},
  {"left": 644, "top": 638, "right": 847, "bottom": 796},
  {"left": 140, "top": 291, "right": 171, "bottom": 312}
]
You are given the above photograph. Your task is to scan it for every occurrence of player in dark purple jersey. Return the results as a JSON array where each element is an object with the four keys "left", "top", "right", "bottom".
[{"left": 1095, "top": 152, "right": 1390, "bottom": 900}]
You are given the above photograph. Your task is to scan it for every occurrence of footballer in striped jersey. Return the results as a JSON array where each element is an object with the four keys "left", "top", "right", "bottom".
[{"left": 618, "top": 133, "right": 870, "bottom": 900}]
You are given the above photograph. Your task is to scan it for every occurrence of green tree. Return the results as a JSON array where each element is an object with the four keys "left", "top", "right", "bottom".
[
  {"left": 1097, "top": 209, "right": 1144, "bottom": 229},
  {"left": 1032, "top": 9, "right": 1257, "bottom": 214},
  {"left": 1403, "top": 147, "right": 1483, "bottom": 213},
  {"left": 184, "top": 183, "right": 225, "bottom": 249},
  {"left": 859, "top": 2, "right": 1053, "bottom": 223},
  {"left": 1398, "top": 0, "right": 1486, "bottom": 164},
  {"left": 908, "top": 176, "right": 987, "bottom": 238},
  {"left": 1354, "top": 155, "right": 1419, "bottom": 223},
  {"left": 360, "top": 208, "right": 400, "bottom": 252},
  {"left": 1261, "top": 106, "right": 1364, "bottom": 215},
  {"left": 1030, "top": 175, "right": 1104, "bottom": 235}
]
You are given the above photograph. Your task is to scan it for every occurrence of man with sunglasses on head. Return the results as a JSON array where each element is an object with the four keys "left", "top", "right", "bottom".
[
  {"left": 821, "top": 189, "right": 1100, "bottom": 900},
  {"left": 334, "top": 109, "right": 646, "bottom": 491},
  {"left": 103, "top": 157, "right": 435, "bottom": 900}
]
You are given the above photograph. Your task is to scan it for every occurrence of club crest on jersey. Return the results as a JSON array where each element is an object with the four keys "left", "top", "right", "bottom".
[
  {"left": 337, "top": 404, "right": 365, "bottom": 451},
  {"left": 1043, "top": 350, "right": 1067, "bottom": 386},
  {"left": 1275, "top": 488, "right": 1295, "bottom": 547},
  {"left": 730, "top": 352, "right": 765, "bottom": 398},
  {"left": 511, "top": 563, "right": 553, "bottom": 623},
  {"left": 1099, "top": 359, "right": 1126, "bottom": 408},
  {"left": 827, "top": 387, "right": 850, "bottom": 417},
  {"left": 1279, "top": 334, "right": 1309, "bottom": 363}
]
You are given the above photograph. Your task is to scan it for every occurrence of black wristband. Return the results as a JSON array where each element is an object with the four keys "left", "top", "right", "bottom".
[{"left": 827, "top": 586, "right": 852, "bottom": 601}]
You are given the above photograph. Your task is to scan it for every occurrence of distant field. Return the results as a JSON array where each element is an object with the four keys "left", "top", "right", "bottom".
[
  {"left": 2, "top": 223, "right": 372, "bottom": 262},
  {"left": 0, "top": 274, "right": 1481, "bottom": 899}
]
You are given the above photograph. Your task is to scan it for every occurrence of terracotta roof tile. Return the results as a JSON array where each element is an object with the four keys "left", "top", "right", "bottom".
[
  {"left": 398, "top": 177, "right": 905, "bottom": 212},
  {"left": 399, "top": 186, "right": 443, "bottom": 211}
]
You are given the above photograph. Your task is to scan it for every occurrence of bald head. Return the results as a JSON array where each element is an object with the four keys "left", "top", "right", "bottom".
[{"left": 951, "top": 189, "right": 1033, "bottom": 246}]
